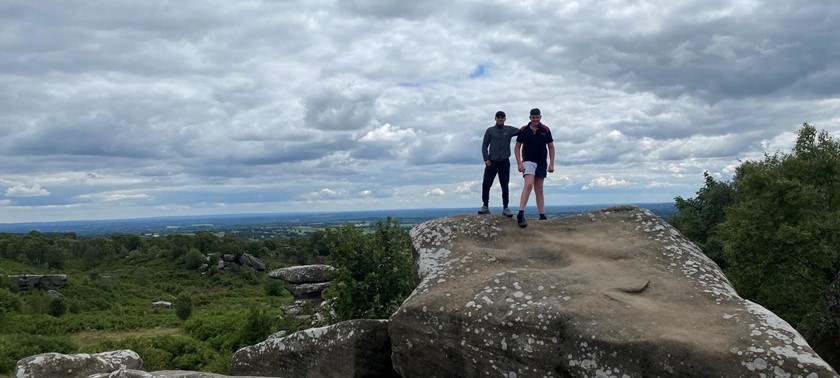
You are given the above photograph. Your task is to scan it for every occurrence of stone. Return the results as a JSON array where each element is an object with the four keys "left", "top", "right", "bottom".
[
  {"left": 287, "top": 282, "right": 330, "bottom": 300},
  {"left": 390, "top": 206, "right": 839, "bottom": 377},
  {"left": 15, "top": 350, "right": 142, "bottom": 378},
  {"left": 268, "top": 264, "right": 335, "bottom": 284},
  {"left": 87, "top": 369, "right": 271, "bottom": 377},
  {"left": 239, "top": 253, "right": 266, "bottom": 271},
  {"left": 230, "top": 318, "right": 397, "bottom": 377}
]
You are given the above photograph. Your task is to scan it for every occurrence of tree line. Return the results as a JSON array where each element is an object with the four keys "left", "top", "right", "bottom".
[{"left": 669, "top": 123, "right": 840, "bottom": 368}]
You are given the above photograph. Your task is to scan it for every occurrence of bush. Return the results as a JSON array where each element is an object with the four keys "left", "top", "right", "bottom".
[
  {"left": 0, "top": 333, "right": 77, "bottom": 376},
  {"left": 322, "top": 217, "right": 415, "bottom": 321},
  {"left": 90, "top": 335, "right": 217, "bottom": 372},
  {"left": 175, "top": 293, "right": 193, "bottom": 321}
]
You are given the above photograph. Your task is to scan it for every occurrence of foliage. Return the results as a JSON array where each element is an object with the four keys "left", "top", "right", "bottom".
[
  {"left": 669, "top": 171, "right": 736, "bottom": 267},
  {"left": 175, "top": 293, "right": 193, "bottom": 321},
  {"left": 322, "top": 217, "right": 415, "bottom": 321},
  {"left": 0, "top": 215, "right": 402, "bottom": 376},
  {"left": 670, "top": 123, "right": 840, "bottom": 334},
  {"left": 0, "top": 333, "right": 77, "bottom": 374},
  {"left": 91, "top": 335, "right": 219, "bottom": 372},
  {"left": 719, "top": 124, "right": 840, "bottom": 328}
]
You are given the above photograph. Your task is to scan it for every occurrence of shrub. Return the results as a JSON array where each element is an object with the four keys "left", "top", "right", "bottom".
[
  {"left": 0, "top": 333, "right": 77, "bottom": 376},
  {"left": 175, "top": 293, "right": 193, "bottom": 321},
  {"left": 322, "top": 217, "right": 415, "bottom": 321}
]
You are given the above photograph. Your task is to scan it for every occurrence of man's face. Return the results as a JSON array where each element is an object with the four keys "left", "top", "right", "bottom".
[
  {"left": 495, "top": 115, "right": 506, "bottom": 125},
  {"left": 530, "top": 115, "right": 541, "bottom": 124}
]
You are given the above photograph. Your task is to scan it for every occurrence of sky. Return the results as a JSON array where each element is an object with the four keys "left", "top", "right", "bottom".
[{"left": 1, "top": 0, "right": 839, "bottom": 223}]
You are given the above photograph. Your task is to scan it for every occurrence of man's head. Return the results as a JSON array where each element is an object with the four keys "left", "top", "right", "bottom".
[
  {"left": 529, "top": 108, "right": 541, "bottom": 124},
  {"left": 495, "top": 110, "right": 506, "bottom": 125}
]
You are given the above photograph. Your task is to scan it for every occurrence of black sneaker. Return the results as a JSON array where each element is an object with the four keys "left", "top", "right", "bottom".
[
  {"left": 539, "top": 215, "right": 548, "bottom": 220},
  {"left": 477, "top": 205, "right": 490, "bottom": 214},
  {"left": 517, "top": 213, "right": 527, "bottom": 228}
]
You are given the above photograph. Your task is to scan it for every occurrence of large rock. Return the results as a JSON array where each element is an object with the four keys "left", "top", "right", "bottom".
[
  {"left": 8, "top": 274, "right": 67, "bottom": 290},
  {"left": 230, "top": 318, "right": 397, "bottom": 377},
  {"left": 287, "top": 282, "right": 331, "bottom": 300},
  {"left": 87, "top": 369, "right": 269, "bottom": 377},
  {"left": 15, "top": 350, "right": 142, "bottom": 378},
  {"left": 239, "top": 253, "right": 266, "bottom": 271},
  {"left": 390, "top": 206, "right": 839, "bottom": 377},
  {"left": 268, "top": 264, "right": 335, "bottom": 284}
]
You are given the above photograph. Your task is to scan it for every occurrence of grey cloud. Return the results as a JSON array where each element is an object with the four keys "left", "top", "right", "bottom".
[
  {"left": 337, "top": 1, "right": 437, "bottom": 19},
  {"left": 304, "top": 80, "right": 379, "bottom": 131}
]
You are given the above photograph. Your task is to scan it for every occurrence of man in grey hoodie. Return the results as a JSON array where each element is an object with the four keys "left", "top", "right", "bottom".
[{"left": 479, "top": 110, "right": 519, "bottom": 216}]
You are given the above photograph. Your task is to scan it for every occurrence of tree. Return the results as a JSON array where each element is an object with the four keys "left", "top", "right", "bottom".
[
  {"left": 175, "top": 293, "right": 193, "bottom": 321},
  {"left": 669, "top": 171, "right": 735, "bottom": 267},
  {"left": 322, "top": 217, "right": 415, "bottom": 321},
  {"left": 719, "top": 124, "right": 840, "bottom": 328}
]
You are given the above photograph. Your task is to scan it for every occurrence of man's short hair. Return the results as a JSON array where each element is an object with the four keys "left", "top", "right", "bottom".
[
  {"left": 495, "top": 111, "right": 506, "bottom": 117},
  {"left": 530, "top": 108, "right": 541, "bottom": 116}
]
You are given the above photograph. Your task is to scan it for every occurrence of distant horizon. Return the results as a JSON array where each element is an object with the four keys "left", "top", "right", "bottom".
[{"left": 0, "top": 201, "right": 675, "bottom": 226}]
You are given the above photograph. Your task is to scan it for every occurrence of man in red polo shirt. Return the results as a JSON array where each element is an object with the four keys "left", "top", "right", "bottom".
[{"left": 513, "top": 108, "right": 555, "bottom": 228}]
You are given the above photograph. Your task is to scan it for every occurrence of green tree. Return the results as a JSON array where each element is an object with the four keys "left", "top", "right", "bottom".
[
  {"left": 183, "top": 249, "right": 205, "bottom": 270},
  {"left": 239, "top": 307, "right": 275, "bottom": 347},
  {"left": 719, "top": 123, "right": 840, "bottom": 328},
  {"left": 175, "top": 293, "right": 193, "bottom": 321},
  {"left": 323, "top": 217, "right": 415, "bottom": 321},
  {"left": 669, "top": 171, "right": 736, "bottom": 267},
  {"left": 48, "top": 297, "right": 68, "bottom": 318}
]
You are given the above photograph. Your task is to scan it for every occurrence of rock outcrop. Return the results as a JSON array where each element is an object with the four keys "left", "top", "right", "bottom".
[
  {"left": 269, "top": 264, "right": 335, "bottom": 301},
  {"left": 15, "top": 350, "right": 142, "bottom": 378},
  {"left": 230, "top": 319, "right": 397, "bottom": 377},
  {"left": 389, "top": 206, "right": 839, "bottom": 377},
  {"left": 8, "top": 274, "right": 67, "bottom": 290}
]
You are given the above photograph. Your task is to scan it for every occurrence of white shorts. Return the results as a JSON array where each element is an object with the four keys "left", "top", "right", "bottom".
[
  {"left": 522, "top": 161, "right": 547, "bottom": 177},
  {"left": 522, "top": 161, "right": 537, "bottom": 176}
]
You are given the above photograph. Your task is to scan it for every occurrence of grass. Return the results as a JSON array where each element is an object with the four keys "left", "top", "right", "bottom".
[{"left": 70, "top": 328, "right": 183, "bottom": 349}]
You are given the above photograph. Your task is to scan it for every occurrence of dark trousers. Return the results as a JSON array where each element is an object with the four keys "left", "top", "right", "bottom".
[{"left": 482, "top": 159, "right": 511, "bottom": 207}]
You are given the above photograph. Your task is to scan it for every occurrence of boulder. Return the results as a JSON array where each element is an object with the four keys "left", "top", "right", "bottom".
[
  {"left": 239, "top": 253, "right": 266, "bottom": 271},
  {"left": 268, "top": 264, "right": 335, "bottom": 284},
  {"left": 8, "top": 274, "right": 67, "bottom": 290},
  {"left": 230, "top": 318, "right": 397, "bottom": 377},
  {"left": 15, "top": 350, "right": 142, "bottom": 378},
  {"left": 390, "top": 206, "right": 839, "bottom": 377},
  {"left": 87, "top": 369, "right": 272, "bottom": 377},
  {"left": 287, "top": 282, "right": 330, "bottom": 300}
]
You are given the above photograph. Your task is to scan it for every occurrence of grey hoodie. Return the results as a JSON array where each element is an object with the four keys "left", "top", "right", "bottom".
[{"left": 482, "top": 124, "right": 520, "bottom": 161}]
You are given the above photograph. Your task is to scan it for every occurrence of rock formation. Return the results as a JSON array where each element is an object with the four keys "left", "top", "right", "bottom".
[
  {"left": 389, "top": 206, "right": 838, "bottom": 377},
  {"left": 7, "top": 274, "right": 67, "bottom": 290},
  {"left": 269, "top": 264, "right": 335, "bottom": 301},
  {"left": 230, "top": 319, "right": 397, "bottom": 377},
  {"left": 15, "top": 350, "right": 142, "bottom": 378}
]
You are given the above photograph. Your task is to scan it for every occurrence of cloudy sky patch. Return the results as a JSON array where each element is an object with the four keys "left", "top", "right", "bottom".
[{"left": 1, "top": 0, "right": 838, "bottom": 222}]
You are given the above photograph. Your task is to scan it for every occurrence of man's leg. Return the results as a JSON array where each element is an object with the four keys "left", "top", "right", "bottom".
[
  {"left": 518, "top": 174, "right": 534, "bottom": 211},
  {"left": 481, "top": 164, "right": 496, "bottom": 207},
  {"left": 535, "top": 177, "right": 546, "bottom": 215},
  {"left": 517, "top": 174, "right": 534, "bottom": 227},
  {"left": 498, "top": 159, "right": 511, "bottom": 208}
]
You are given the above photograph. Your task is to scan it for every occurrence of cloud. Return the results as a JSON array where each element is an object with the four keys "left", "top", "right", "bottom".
[
  {"left": 581, "top": 176, "right": 631, "bottom": 190},
  {"left": 0, "top": 0, "right": 838, "bottom": 222},
  {"left": 304, "top": 79, "right": 379, "bottom": 131},
  {"left": 5, "top": 183, "right": 50, "bottom": 197},
  {"left": 0, "top": 199, "right": 11, "bottom": 207}
]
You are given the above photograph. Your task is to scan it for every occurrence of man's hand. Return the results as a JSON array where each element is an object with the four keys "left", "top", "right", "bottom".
[
  {"left": 517, "top": 162, "right": 524, "bottom": 172},
  {"left": 485, "top": 160, "right": 491, "bottom": 166},
  {"left": 548, "top": 163, "right": 554, "bottom": 173}
]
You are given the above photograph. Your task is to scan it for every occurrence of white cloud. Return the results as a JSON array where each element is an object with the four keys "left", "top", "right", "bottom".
[
  {"left": 360, "top": 124, "right": 418, "bottom": 143},
  {"left": 1, "top": 0, "right": 839, "bottom": 222},
  {"left": 581, "top": 176, "right": 631, "bottom": 190},
  {"left": 0, "top": 199, "right": 11, "bottom": 206},
  {"left": 4, "top": 183, "right": 50, "bottom": 197}
]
